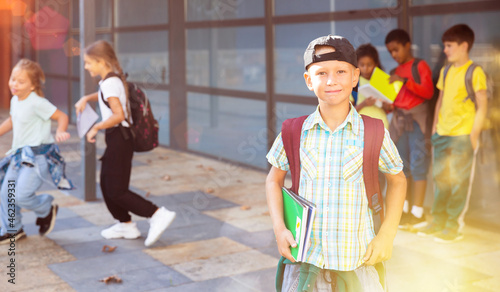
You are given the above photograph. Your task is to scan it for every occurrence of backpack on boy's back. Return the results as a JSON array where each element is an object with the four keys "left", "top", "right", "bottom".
[{"left": 100, "top": 72, "right": 159, "bottom": 152}]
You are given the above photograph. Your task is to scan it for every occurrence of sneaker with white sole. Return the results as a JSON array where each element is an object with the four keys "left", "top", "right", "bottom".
[
  {"left": 145, "top": 207, "right": 176, "bottom": 247},
  {"left": 101, "top": 222, "right": 141, "bottom": 239}
]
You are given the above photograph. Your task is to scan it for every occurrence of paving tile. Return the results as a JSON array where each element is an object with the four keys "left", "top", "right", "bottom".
[
  {"left": 47, "top": 225, "right": 106, "bottom": 246},
  {"left": 203, "top": 205, "right": 272, "bottom": 232},
  {"left": 387, "top": 245, "right": 491, "bottom": 292},
  {"left": 472, "top": 276, "right": 500, "bottom": 291},
  {"left": 68, "top": 265, "right": 191, "bottom": 292},
  {"left": 49, "top": 251, "right": 163, "bottom": 283},
  {"left": 62, "top": 238, "right": 147, "bottom": 260},
  {"left": 68, "top": 202, "right": 146, "bottom": 226},
  {"left": 144, "top": 237, "right": 250, "bottom": 266},
  {"left": 0, "top": 265, "right": 72, "bottom": 292},
  {"left": 444, "top": 249, "right": 500, "bottom": 277},
  {"left": 227, "top": 229, "right": 277, "bottom": 250},
  {"left": 152, "top": 277, "right": 256, "bottom": 292},
  {"left": 165, "top": 191, "right": 238, "bottom": 211},
  {"left": 154, "top": 221, "right": 246, "bottom": 247},
  {"left": 171, "top": 249, "right": 278, "bottom": 282},
  {"left": 402, "top": 226, "right": 500, "bottom": 259},
  {"left": 230, "top": 268, "right": 276, "bottom": 292},
  {"left": 0, "top": 236, "right": 76, "bottom": 272},
  {"left": 24, "top": 216, "right": 95, "bottom": 236}
]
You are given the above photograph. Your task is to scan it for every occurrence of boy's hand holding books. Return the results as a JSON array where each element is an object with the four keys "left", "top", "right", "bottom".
[{"left": 275, "top": 227, "right": 297, "bottom": 262}]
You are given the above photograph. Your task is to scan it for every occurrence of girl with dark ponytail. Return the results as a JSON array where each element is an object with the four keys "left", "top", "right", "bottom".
[{"left": 75, "top": 40, "right": 175, "bottom": 247}]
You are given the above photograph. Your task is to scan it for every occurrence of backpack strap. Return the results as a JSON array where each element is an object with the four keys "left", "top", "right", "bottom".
[
  {"left": 99, "top": 72, "right": 133, "bottom": 126},
  {"left": 281, "top": 115, "right": 308, "bottom": 194},
  {"left": 464, "top": 63, "right": 479, "bottom": 109},
  {"left": 412, "top": 58, "right": 422, "bottom": 84},
  {"left": 442, "top": 64, "right": 452, "bottom": 91},
  {"left": 361, "top": 115, "right": 385, "bottom": 223}
]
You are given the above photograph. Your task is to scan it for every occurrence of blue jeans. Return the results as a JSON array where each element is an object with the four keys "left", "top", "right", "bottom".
[
  {"left": 395, "top": 121, "right": 430, "bottom": 181},
  {"left": 0, "top": 155, "right": 53, "bottom": 235}
]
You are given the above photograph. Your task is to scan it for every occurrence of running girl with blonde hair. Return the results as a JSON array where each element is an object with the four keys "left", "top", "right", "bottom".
[
  {"left": 0, "top": 59, "right": 73, "bottom": 244},
  {"left": 75, "top": 40, "right": 175, "bottom": 247}
]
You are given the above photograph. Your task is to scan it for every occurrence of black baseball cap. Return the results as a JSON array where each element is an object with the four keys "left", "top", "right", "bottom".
[{"left": 304, "top": 35, "right": 358, "bottom": 70}]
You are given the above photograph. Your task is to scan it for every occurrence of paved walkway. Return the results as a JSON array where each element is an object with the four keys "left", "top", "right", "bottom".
[{"left": 0, "top": 117, "right": 498, "bottom": 291}]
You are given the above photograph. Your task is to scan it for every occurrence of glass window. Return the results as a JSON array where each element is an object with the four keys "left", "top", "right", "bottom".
[
  {"left": 187, "top": 26, "right": 266, "bottom": 92},
  {"left": 114, "top": 0, "right": 168, "bottom": 27},
  {"left": 186, "top": 0, "right": 264, "bottom": 21},
  {"left": 38, "top": 49, "right": 68, "bottom": 75},
  {"left": 187, "top": 93, "right": 267, "bottom": 168},
  {"left": 145, "top": 89, "right": 170, "bottom": 146},
  {"left": 115, "top": 31, "right": 168, "bottom": 85},
  {"left": 275, "top": 19, "right": 398, "bottom": 96},
  {"left": 96, "top": 0, "right": 112, "bottom": 28},
  {"left": 274, "top": 0, "right": 397, "bottom": 16},
  {"left": 275, "top": 102, "right": 317, "bottom": 133},
  {"left": 72, "top": 0, "right": 79, "bottom": 28},
  {"left": 412, "top": 11, "right": 500, "bottom": 75},
  {"left": 44, "top": 77, "right": 69, "bottom": 115}
]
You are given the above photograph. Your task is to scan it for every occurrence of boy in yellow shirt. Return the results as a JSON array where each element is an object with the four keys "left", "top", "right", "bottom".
[{"left": 418, "top": 24, "right": 487, "bottom": 243}]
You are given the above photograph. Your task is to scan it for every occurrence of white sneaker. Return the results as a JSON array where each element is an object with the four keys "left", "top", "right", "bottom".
[
  {"left": 101, "top": 222, "right": 141, "bottom": 239},
  {"left": 145, "top": 207, "right": 176, "bottom": 247}
]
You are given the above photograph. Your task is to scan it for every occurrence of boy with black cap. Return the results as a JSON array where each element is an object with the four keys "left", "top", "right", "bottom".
[{"left": 266, "top": 35, "right": 406, "bottom": 291}]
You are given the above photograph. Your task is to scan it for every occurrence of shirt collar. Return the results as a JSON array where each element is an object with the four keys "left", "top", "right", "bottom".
[{"left": 303, "top": 104, "right": 361, "bottom": 136}]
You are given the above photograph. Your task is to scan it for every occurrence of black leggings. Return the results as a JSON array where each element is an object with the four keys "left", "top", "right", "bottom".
[{"left": 100, "top": 126, "right": 157, "bottom": 222}]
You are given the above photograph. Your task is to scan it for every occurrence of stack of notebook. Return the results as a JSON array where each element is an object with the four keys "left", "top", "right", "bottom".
[{"left": 282, "top": 187, "right": 316, "bottom": 262}]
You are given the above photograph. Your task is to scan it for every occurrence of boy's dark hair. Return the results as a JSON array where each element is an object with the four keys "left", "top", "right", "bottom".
[
  {"left": 356, "top": 44, "right": 384, "bottom": 71},
  {"left": 385, "top": 29, "right": 411, "bottom": 45},
  {"left": 442, "top": 24, "right": 475, "bottom": 52}
]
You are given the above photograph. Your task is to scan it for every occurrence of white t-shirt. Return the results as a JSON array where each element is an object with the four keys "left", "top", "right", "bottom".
[
  {"left": 98, "top": 76, "right": 131, "bottom": 127},
  {"left": 8, "top": 91, "right": 57, "bottom": 154}
]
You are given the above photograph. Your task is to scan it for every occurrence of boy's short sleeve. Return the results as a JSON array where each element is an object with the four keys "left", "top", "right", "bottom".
[
  {"left": 436, "top": 67, "right": 445, "bottom": 91},
  {"left": 378, "top": 128, "right": 403, "bottom": 175},
  {"left": 266, "top": 133, "right": 290, "bottom": 172},
  {"left": 472, "top": 66, "right": 487, "bottom": 93},
  {"left": 35, "top": 97, "right": 57, "bottom": 121}
]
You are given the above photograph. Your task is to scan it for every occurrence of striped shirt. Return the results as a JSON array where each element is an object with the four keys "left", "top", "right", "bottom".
[{"left": 267, "top": 106, "right": 403, "bottom": 271}]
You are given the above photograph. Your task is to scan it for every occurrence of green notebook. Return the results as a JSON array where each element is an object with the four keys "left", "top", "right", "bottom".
[
  {"left": 358, "top": 67, "right": 403, "bottom": 104},
  {"left": 282, "top": 187, "right": 316, "bottom": 262}
]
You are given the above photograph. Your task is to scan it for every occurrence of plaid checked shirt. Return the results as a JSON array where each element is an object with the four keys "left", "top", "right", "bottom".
[{"left": 267, "top": 106, "right": 403, "bottom": 271}]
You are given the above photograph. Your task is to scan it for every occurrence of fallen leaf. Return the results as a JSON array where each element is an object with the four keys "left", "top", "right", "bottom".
[
  {"left": 145, "top": 192, "right": 151, "bottom": 198},
  {"left": 196, "top": 164, "right": 204, "bottom": 168},
  {"left": 205, "top": 188, "right": 215, "bottom": 194},
  {"left": 236, "top": 180, "right": 242, "bottom": 183},
  {"left": 158, "top": 156, "right": 169, "bottom": 160},
  {"left": 99, "top": 275, "right": 122, "bottom": 284},
  {"left": 261, "top": 211, "right": 270, "bottom": 216},
  {"left": 146, "top": 159, "right": 152, "bottom": 164},
  {"left": 162, "top": 175, "right": 171, "bottom": 181},
  {"left": 240, "top": 205, "right": 251, "bottom": 211},
  {"left": 102, "top": 245, "right": 117, "bottom": 253},
  {"left": 206, "top": 167, "right": 215, "bottom": 172}
]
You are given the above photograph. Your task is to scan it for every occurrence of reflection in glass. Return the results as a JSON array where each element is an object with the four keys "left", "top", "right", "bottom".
[
  {"left": 186, "top": 0, "right": 264, "bottom": 21},
  {"left": 274, "top": 0, "right": 396, "bottom": 16},
  {"left": 145, "top": 90, "right": 170, "bottom": 146},
  {"left": 187, "top": 26, "right": 266, "bottom": 92},
  {"left": 114, "top": 0, "right": 168, "bottom": 27},
  {"left": 115, "top": 31, "right": 168, "bottom": 84},
  {"left": 187, "top": 93, "right": 267, "bottom": 168}
]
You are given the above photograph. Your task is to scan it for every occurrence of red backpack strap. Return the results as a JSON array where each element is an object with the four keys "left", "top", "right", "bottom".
[
  {"left": 281, "top": 115, "right": 308, "bottom": 194},
  {"left": 362, "top": 115, "right": 385, "bottom": 222}
]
